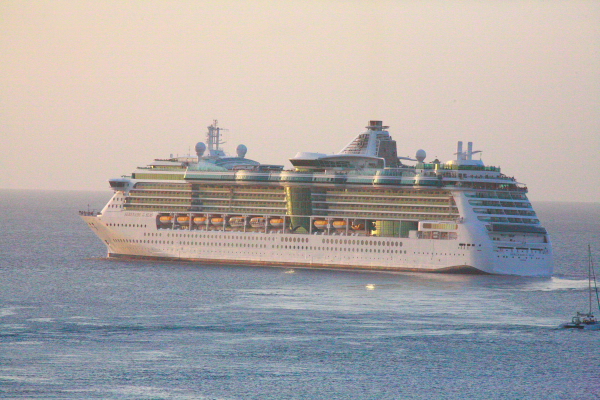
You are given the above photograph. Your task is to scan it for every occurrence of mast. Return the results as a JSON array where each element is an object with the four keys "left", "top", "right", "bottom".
[
  {"left": 589, "top": 244, "right": 593, "bottom": 315},
  {"left": 207, "top": 119, "right": 226, "bottom": 152},
  {"left": 589, "top": 244, "right": 600, "bottom": 314},
  {"left": 205, "top": 119, "right": 227, "bottom": 158}
]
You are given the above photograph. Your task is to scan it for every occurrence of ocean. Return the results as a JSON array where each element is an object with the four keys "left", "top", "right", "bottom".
[{"left": 1, "top": 189, "right": 599, "bottom": 399}]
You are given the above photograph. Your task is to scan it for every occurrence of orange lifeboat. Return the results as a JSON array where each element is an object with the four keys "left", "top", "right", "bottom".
[
  {"left": 269, "top": 218, "right": 284, "bottom": 228},
  {"left": 332, "top": 220, "right": 347, "bottom": 229},
  {"left": 177, "top": 216, "right": 190, "bottom": 224},
  {"left": 313, "top": 219, "right": 328, "bottom": 229},
  {"left": 210, "top": 217, "right": 224, "bottom": 225},
  {"left": 193, "top": 216, "right": 207, "bottom": 225},
  {"left": 159, "top": 216, "right": 173, "bottom": 224}
]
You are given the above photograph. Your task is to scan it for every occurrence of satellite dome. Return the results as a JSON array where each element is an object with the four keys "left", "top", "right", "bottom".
[
  {"left": 236, "top": 144, "right": 247, "bottom": 158},
  {"left": 416, "top": 149, "right": 426, "bottom": 162},
  {"left": 195, "top": 142, "right": 206, "bottom": 157}
]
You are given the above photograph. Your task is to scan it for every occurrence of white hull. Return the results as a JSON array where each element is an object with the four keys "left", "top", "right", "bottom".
[{"left": 81, "top": 211, "right": 553, "bottom": 276}]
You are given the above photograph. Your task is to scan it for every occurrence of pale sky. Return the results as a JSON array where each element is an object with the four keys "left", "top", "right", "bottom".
[{"left": 2, "top": 1, "right": 599, "bottom": 202}]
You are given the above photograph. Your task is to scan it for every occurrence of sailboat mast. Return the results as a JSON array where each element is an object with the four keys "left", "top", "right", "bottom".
[
  {"left": 590, "top": 244, "right": 600, "bottom": 314},
  {"left": 589, "top": 244, "right": 593, "bottom": 315}
]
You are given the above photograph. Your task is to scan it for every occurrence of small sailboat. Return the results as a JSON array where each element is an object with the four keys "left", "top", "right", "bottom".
[{"left": 561, "top": 245, "right": 600, "bottom": 330}]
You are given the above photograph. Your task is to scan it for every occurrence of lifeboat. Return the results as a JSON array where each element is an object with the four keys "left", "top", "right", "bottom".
[
  {"left": 229, "top": 216, "right": 246, "bottom": 227},
  {"left": 351, "top": 219, "right": 366, "bottom": 230},
  {"left": 250, "top": 217, "right": 266, "bottom": 228},
  {"left": 332, "top": 220, "right": 347, "bottom": 229},
  {"left": 177, "top": 216, "right": 190, "bottom": 224},
  {"left": 210, "top": 217, "right": 224, "bottom": 225},
  {"left": 193, "top": 216, "right": 207, "bottom": 225},
  {"left": 159, "top": 216, "right": 173, "bottom": 224},
  {"left": 313, "top": 219, "right": 328, "bottom": 229},
  {"left": 269, "top": 218, "right": 284, "bottom": 228}
]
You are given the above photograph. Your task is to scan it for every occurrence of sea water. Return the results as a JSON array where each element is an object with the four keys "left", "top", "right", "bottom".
[{"left": 1, "top": 190, "right": 599, "bottom": 399}]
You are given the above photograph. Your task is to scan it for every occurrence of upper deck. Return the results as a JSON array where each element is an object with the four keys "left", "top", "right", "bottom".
[{"left": 111, "top": 120, "right": 526, "bottom": 194}]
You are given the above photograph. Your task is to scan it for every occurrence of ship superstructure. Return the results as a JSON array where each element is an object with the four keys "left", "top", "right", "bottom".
[{"left": 80, "top": 120, "right": 552, "bottom": 276}]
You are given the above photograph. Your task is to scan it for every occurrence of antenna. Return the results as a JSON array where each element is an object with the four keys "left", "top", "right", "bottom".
[{"left": 207, "top": 119, "right": 227, "bottom": 152}]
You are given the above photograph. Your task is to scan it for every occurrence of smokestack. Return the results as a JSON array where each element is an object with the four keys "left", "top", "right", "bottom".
[
  {"left": 457, "top": 141, "right": 463, "bottom": 160},
  {"left": 467, "top": 142, "right": 473, "bottom": 160}
]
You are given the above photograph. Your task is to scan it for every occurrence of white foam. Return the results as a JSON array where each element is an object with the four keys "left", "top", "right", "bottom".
[
  {"left": 0, "top": 374, "right": 51, "bottom": 383},
  {"left": 28, "top": 317, "right": 54, "bottom": 323},
  {"left": 0, "top": 307, "right": 17, "bottom": 318},
  {"left": 107, "top": 385, "right": 225, "bottom": 399},
  {"left": 517, "top": 277, "right": 591, "bottom": 292},
  {"left": 132, "top": 350, "right": 178, "bottom": 361}
]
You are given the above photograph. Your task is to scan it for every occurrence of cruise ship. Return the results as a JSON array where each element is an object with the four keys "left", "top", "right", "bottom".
[{"left": 80, "top": 120, "right": 552, "bottom": 276}]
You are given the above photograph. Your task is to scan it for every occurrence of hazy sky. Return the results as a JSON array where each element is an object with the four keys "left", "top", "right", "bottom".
[{"left": 2, "top": 1, "right": 599, "bottom": 202}]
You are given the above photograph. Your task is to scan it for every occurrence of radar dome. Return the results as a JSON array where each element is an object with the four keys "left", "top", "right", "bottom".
[
  {"left": 195, "top": 142, "right": 206, "bottom": 157},
  {"left": 236, "top": 144, "right": 248, "bottom": 158},
  {"left": 416, "top": 149, "right": 426, "bottom": 162}
]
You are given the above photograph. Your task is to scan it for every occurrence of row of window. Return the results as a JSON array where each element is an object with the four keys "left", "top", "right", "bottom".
[
  {"left": 469, "top": 200, "right": 532, "bottom": 209},
  {"left": 126, "top": 198, "right": 192, "bottom": 205},
  {"left": 473, "top": 208, "right": 536, "bottom": 217},
  {"left": 127, "top": 230, "right": 409, "bottom": 247},
  {"left": 124, "top": 205, "right": 189, "bottom": 211},
  {"left": 195, "top": 193, "right": 285, "bottom": 200},
  {"left": 135, "top": 183, "right": 191, "bottom": 190},
  {"left": 130, "top": 191, "right": 192, "bottom": 198},
  {"left": 465, "top": 191, "right": 527, "bottom": 200},
  {"left": 326, "top": 189, "right": 451, "bottom": 197},
  {"left": 132, "top": 173, "right": 184, "bottom": 180},
  {"left": 321, "top": 238, "right": 403, "bottom": 247},
  {"left": 152, "top": 232, "right": 277, "bottom": 241},
  {"left": 196, "top": 205, "right": 286, "bottom": 211},
  {"left": 316, "top": 196, "right": 453, "bottom": 205},
  {"left": 131, "top": 183, "right": 458, "bottom": 198},
  {"left": 115, "top": 238, "right": 409, "bottom": 254},
  {"left": 107, "top": 223, "right": 149, "bottom": 228},
  {"left": 323, "top": 210, "right": 458, "bottom": 220},
  {"left": 316, "top": 207, "right": 457, "bottom": 215},
  {"left": 416, "top": 232, "right": 458, "bottom": 240},
  {"left": 194, "top": 199, "right": 285, "bottom": 206},
  {"left": 128, "top": 184, "right": 457, "bottom": 201},
  {"left": 272, "top": 246, "right": 407, "bottom": 254},
  {"left": 422, "top": 223, "right": 458, "bottom": 230},
  {"left": 318, "top": 204, "right": 455, "bottom": 213},
  {"left": 477, "top": 216, "right": 540, "bottom": 224}
]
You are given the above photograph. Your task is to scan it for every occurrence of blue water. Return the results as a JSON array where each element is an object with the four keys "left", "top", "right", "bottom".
[{"left": 1, "top": 190, "right": 599, "bottom": 399}]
